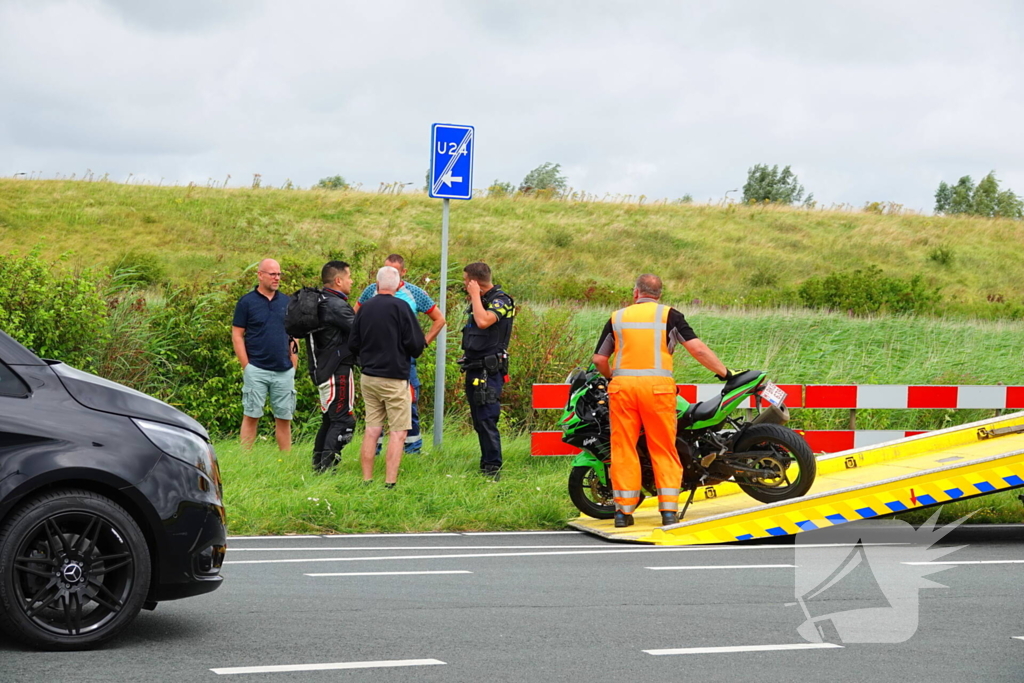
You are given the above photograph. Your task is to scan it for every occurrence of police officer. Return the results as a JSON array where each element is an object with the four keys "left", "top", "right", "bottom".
[
  {"left": 592, "top": 274, "right": 729, "bottom": 527},
  {"left": 460, "top": 262, "right": 515, "bottom": 480}
]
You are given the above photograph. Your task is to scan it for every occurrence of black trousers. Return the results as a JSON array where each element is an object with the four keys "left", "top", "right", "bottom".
[
  {"left": 313, "top": 366, "right": 356, "bottom": 471},
  {"left": 465, "top": 368, "right": 505, "bottom": 472}
]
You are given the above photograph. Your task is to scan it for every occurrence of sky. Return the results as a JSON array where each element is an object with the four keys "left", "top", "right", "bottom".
[{"left": 1, "top": 0, "right": 1022, "bottom": 211}]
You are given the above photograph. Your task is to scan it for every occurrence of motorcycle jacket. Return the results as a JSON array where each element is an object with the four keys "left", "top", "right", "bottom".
[
  {"left": 461, "top": 285, "right": 515, "bottom": 361},
  {"left": 306, "top": 288, "right": 355, "bottom": 385}
]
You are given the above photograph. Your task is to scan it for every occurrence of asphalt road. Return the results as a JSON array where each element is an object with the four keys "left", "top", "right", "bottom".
[{"left": 1, "top": 526, "right": 1021, "bottom": 682}]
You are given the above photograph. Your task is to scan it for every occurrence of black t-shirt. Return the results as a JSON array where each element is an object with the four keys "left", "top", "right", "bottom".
[
  {"left": 593, "top": 306, "right": 697, "bottom": 357},
  {"left": 232, "top": 287, "right": 292, "bottom": 372}
]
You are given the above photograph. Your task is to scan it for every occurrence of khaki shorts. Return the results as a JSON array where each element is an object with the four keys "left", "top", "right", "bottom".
[{"left": 360, "top": 374, "right": 412, "bottom": 432}]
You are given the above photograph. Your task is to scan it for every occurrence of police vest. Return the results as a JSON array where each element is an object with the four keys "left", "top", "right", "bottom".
[
  {"left": 610, "top": 301, "right": 673, "bottom": 378},
  {"left": 462, "top": 286, "right": 515, "bottom": 360}
]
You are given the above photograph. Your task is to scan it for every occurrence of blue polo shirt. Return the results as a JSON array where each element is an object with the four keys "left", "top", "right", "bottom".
[{"left": 232, "top": 287, "right": 292, "bottom": 372}]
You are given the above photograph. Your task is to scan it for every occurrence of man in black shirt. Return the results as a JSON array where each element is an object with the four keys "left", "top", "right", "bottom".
[
  {"left": 308, "top": 261, "right": 357, "bottom": 473},
  {"left": 231, "top": 258, "right": 296, "bottom": 451},
  {"left": 349, "top": 266, "right": 426, "bottom": 488}
]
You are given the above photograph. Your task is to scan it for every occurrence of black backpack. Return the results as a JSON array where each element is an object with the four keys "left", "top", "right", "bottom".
[{"left": 284, "top": 287, "right": 323, "bottom": 338}]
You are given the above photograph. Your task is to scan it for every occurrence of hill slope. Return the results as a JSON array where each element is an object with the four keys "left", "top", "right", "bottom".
[{"left": 1, "top": 179, "right": 1022, "bottom": 316}]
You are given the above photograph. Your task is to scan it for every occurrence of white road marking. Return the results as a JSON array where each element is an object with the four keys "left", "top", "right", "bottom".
[
  {"left": 463, "top": 531, "right": 583, "bottom": 535},
  {"left": 647, "top": 564, "right": 795, "bottom": 570},
  {"left": 305, "top": 570, "right": 472, "bottom": 577},
  {"left": 229, "top": 544, "right": 621, "bottom": 552},
  {"left": 223, "top": 543, "right": 894, "bottom": 566},
  {"left": 645, "top": 643, "right": 843, "bottom": 656},
  {"left": 211, "top": 659, "right": 445, "bottom": 675},
  {"left": 228, "top": 535, "right": 320, "bottom": 541},
  {"left": 902, "top": 560, "right": 1024, "bottom": 566},
  {"left": 1013, "top": 637, "right": 1024, "bottom": 641},
  {"left": 229, "top": 533, "right": 462, "bottom": 540}
]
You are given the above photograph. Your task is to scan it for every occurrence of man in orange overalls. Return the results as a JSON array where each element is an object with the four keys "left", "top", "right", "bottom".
[{"left": 592, "top": 274, "right": 729, "bottom": 528}]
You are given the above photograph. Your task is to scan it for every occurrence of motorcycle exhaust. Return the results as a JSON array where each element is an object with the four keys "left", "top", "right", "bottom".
[{"left": 750, "top": 403, "right": 790, "bottom": 426}]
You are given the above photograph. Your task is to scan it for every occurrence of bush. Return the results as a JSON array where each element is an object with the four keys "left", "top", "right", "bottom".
[
  {"left": 519, "top": 163, "right": 567, "bottom": 195},
  {"left": 111, "top": 250, "right": 166, "bottom": 288},
  {"left": 742, "top": 164, "right": 812, "bottom": 206},
  {"left": 487, "top": 180, "right": 515, "bottom": 198},
  {"left": 798, "top": 266, "right": 940, "bottom": 316},
  {"left": 315, "top": 175, "right": 349, "bottom": 190},
  {"left": 0, "top": 250, "right": 107, "bottom": 367}
]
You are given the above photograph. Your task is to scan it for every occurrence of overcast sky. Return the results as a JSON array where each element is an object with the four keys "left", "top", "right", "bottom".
[{"left": 2, "top": 0, "right": 1022, "bottom": 210}]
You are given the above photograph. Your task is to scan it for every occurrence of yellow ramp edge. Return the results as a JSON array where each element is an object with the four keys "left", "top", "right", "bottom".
[{"left": 568, "top": 411, "right": 1024, "bottom": 545}]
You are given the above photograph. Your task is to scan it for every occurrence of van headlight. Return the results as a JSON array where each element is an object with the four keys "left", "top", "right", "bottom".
[{"left": 134, "top": 419, "right": 217, "bottom": 478}]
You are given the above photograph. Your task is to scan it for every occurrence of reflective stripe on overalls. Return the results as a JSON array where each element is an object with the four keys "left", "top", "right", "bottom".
[{"left": 608, "top": 301, "right": 683, "bottom": 517}]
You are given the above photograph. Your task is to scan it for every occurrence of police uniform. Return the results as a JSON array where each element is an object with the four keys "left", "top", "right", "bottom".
[{"left": 461, "top": 285, "right": 515, "bottom": 475}]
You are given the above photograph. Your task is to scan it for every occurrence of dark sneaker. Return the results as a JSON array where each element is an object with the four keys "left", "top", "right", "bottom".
[
  {"left": 481, "top": 469, "right": 501, "bottom": 482},
  {"left": 383, "top": 482, "right": 396, "bottom": 490},
  {"left": 661, "top": 511, "right": 678, "bottom": 526},
  {"left": 614, "top": 511, "right": 634, "bottom": 528}
]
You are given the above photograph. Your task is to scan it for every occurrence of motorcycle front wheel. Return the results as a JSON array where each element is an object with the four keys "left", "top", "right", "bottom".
[
  {"left": 732, "top": 424, "right": 816, "bottom": 504},
  {"left": 568, "top": 465, "right": 645, "bottom": 520}
]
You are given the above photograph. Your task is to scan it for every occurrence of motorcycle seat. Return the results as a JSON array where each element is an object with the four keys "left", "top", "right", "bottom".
[
  {"left": 681, "top": 371, "right": 764, "bottom": 427},
  {"left": 724, "top": 370, "right": 763, "bottom": 393}
]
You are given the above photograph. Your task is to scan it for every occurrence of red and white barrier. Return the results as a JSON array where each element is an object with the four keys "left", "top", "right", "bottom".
[{"left": 530, "top": 383, "right": 1024, "bottom": 455}]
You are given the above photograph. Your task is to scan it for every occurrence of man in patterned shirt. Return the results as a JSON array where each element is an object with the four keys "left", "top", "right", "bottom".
[{"left": 357, "top": 254, "right": 446, "bottom": 453}]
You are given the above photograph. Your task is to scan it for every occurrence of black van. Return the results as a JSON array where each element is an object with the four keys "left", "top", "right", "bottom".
[{"left": 0, "top": 330, "right": 225, "bottom": 649}]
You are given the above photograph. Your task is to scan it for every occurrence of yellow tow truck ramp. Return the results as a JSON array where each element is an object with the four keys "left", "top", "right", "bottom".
[{"left": 569, "top": 411, "right": 1024, "bottom": 545}]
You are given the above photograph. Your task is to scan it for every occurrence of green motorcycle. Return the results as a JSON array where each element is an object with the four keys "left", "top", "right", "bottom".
[{"left": 561, "top": 367, "right": 816, "bottom": 520}]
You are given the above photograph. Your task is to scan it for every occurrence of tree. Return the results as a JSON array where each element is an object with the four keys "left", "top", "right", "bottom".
[
  {"left": 934, "top": 172, "right": 1023, "bottom": 218},
  {"left": 519, "top": 162, "right": 567, "bottom": 194},
  {"left": 487, "top": 180, "right": 515, "bottom": 198},
  {"left": 315, "top": 175, "right": 349, "bottom": 190},
  {"left": 741, "top": 164, "right": 811, "bottom": 205}
]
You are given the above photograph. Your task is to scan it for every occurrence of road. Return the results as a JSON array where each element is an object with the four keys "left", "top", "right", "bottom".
[{"left": 1, "top": 526, "right": 1021, "bottom": 682}]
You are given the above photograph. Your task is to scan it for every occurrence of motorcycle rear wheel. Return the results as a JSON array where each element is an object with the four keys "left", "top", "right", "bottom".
[
  {"left": 568, "top": 465, "right": 645, "bottom": 520},
  {"left": 732, "top": 424, "right": 816, "bottom": 503}
]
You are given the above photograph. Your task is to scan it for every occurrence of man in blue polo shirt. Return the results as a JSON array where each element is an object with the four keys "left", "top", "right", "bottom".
[
  {"left": 232, "top": 258, "right": 297, "bottom": 451},
  {"left": 357, "top": 253, "right": 446, "bottom": 453}
]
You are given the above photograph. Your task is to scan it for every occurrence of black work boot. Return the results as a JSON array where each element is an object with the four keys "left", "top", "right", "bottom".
[
  {"left": 661, "top": 511, "right": 678, "bottom": 526},
  {"left": 614, "top": 511, "right": 634, "bottom": 528}
]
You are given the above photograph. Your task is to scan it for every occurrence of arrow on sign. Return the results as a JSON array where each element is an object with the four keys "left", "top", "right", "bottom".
[{"left": 440, "top": 171, "right": 463, "bottom": 187}]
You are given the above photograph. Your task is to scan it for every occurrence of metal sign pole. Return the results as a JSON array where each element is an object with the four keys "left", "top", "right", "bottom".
[{"left": 433, "top": 197, "right": 450, "bottom": 449}]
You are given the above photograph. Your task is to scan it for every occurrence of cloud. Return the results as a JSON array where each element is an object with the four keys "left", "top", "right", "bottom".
[{"left": 1, "top": 0, "right": 1022, "bottom": 208}]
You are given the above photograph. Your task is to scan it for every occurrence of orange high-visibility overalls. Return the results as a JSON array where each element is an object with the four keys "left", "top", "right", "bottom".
[{"left": 608, "top": 301, "right": 682, "bottom": 515}]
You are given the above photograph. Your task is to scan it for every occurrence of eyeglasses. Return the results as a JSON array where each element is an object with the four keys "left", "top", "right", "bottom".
[{"left": 259, "top": 272, "right": 283, "bottom": 278}]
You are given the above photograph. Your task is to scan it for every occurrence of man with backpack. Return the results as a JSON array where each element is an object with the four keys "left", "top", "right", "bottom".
[{"left": 285, "top": 261, "right": 358, "bottom": 472}]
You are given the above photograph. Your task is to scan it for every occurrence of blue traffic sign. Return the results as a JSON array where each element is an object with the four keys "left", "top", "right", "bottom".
[{"left": 430, "top": 123, "right": 474, "bottom": 200}]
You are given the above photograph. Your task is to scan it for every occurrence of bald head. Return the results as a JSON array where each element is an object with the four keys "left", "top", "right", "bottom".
[
  {"left": 257, "top": 258, "right": 282, "bottom": 293},
  {"left": 634, "top": 274, "right": 662, "bottom": 299}
]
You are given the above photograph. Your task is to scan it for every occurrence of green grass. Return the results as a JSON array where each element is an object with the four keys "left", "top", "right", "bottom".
[
  {"left": 218, "top": 434, "right": 576, "bottom": 535},
  {"left": 3, "top": 179, "right": 1024, "bottom": 316},
  {"left": 216, "top": 432, "right": 1024, "bottom": 535}
]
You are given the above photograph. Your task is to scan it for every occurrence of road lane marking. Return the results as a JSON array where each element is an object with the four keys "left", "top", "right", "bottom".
[
  {"left": 305, "top": 571, "right": 472, "bottom": 577},
  {"left": 229, "top": 544, "right": 619, "bottom": 552},
  {"left": 464, "top": 531, "right": 583, "bottom": 535},
  {"left": 223, "top": 543, "right": 896, "bottom": 566},
  {"left": 902, "top": 560, "right": 1024, "bottom": 565},
  {"left": 228, "top": 535, "right": 321, "bottom": 540},
  {"left": 229, "top": 533, "right": 462, "bottom": 540},
  {"left": 645, "top": 643, "right": 843, "bottom": 656},
  {"left": 1013, "top": 637, "right": 1024, "bottom": 641},
  {"left": 211, "top": 659, "right": 445, "bottom": 675},
  {"left": 647, "top": 564, "right": 795, "bottom": 570}
]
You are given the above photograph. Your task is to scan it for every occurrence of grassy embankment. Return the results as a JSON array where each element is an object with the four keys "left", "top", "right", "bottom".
[
  {"left": 3, "top": 179, "right": 1023, "bottom": 531},
  {"left": 3, "top": 178, "right": 1024, "bottom": 316}
]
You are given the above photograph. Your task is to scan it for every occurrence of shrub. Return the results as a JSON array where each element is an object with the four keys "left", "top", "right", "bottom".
[
  {"left": 928, "top": 245, "right": 955, "bottom": 267},
  {"left": 519, "top": 163, "right": 567, "bottom": 195},
  {"left": 315, "top": 175, "right": 349, "bottom": 191},
  {"left": 0, "top": 249, "right": 107, "bottom": 368},
  {"left": 742, "top": 164, "right": 812, "bottom": 206},
  {"left": 487, "top": 180, "right": 515, "bottom": 198},
  {"left": 798, "top": 266, "right": 940, "bottom": 315},
  {"left": 111, "top": 250, "right": 166, "bottom": 287}
]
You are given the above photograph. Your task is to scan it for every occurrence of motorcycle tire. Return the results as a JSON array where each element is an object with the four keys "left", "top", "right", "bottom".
[
  {"left": 732, "top": 424, "right": 816, "bottom": 504},
  {"left": 568, "top": 465, "right": 644, "bottom": 520}
]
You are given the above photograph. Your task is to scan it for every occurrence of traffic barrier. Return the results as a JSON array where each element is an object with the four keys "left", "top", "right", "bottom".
[{"left": 531, "top": 383, "right": 1024, "bottom": 455}]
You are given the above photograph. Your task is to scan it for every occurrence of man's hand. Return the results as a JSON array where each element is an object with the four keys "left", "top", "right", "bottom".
[
  {"left": 715, "top": 368, "right": 735, "bottom": 381},
  {"left": 466, "top": 279, "right": 481, "bottom": 300}
]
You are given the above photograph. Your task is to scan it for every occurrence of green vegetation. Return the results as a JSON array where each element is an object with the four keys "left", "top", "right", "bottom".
[
  {"left": 314, "top": 175, "right": 350, "bottom": 191},
  {"left": 217, "top": 436, "right": 1024, "bottom": 535},
  {"left": 742, "top": 163, "right": 811, "bottom": 206},
  {"left": 2, "top": 178, "right": 1024, "bottom": 317},
  {"left": 935, "top": 172, "right": 1022, "bottom": 219},
  {"left": 519, "top": 162, "right": 567, "bottom": 195}
]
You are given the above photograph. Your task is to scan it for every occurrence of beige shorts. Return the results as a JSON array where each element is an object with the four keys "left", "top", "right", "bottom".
[{"left": 360, "top": 374, "right": 412, "bottom": 432}]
